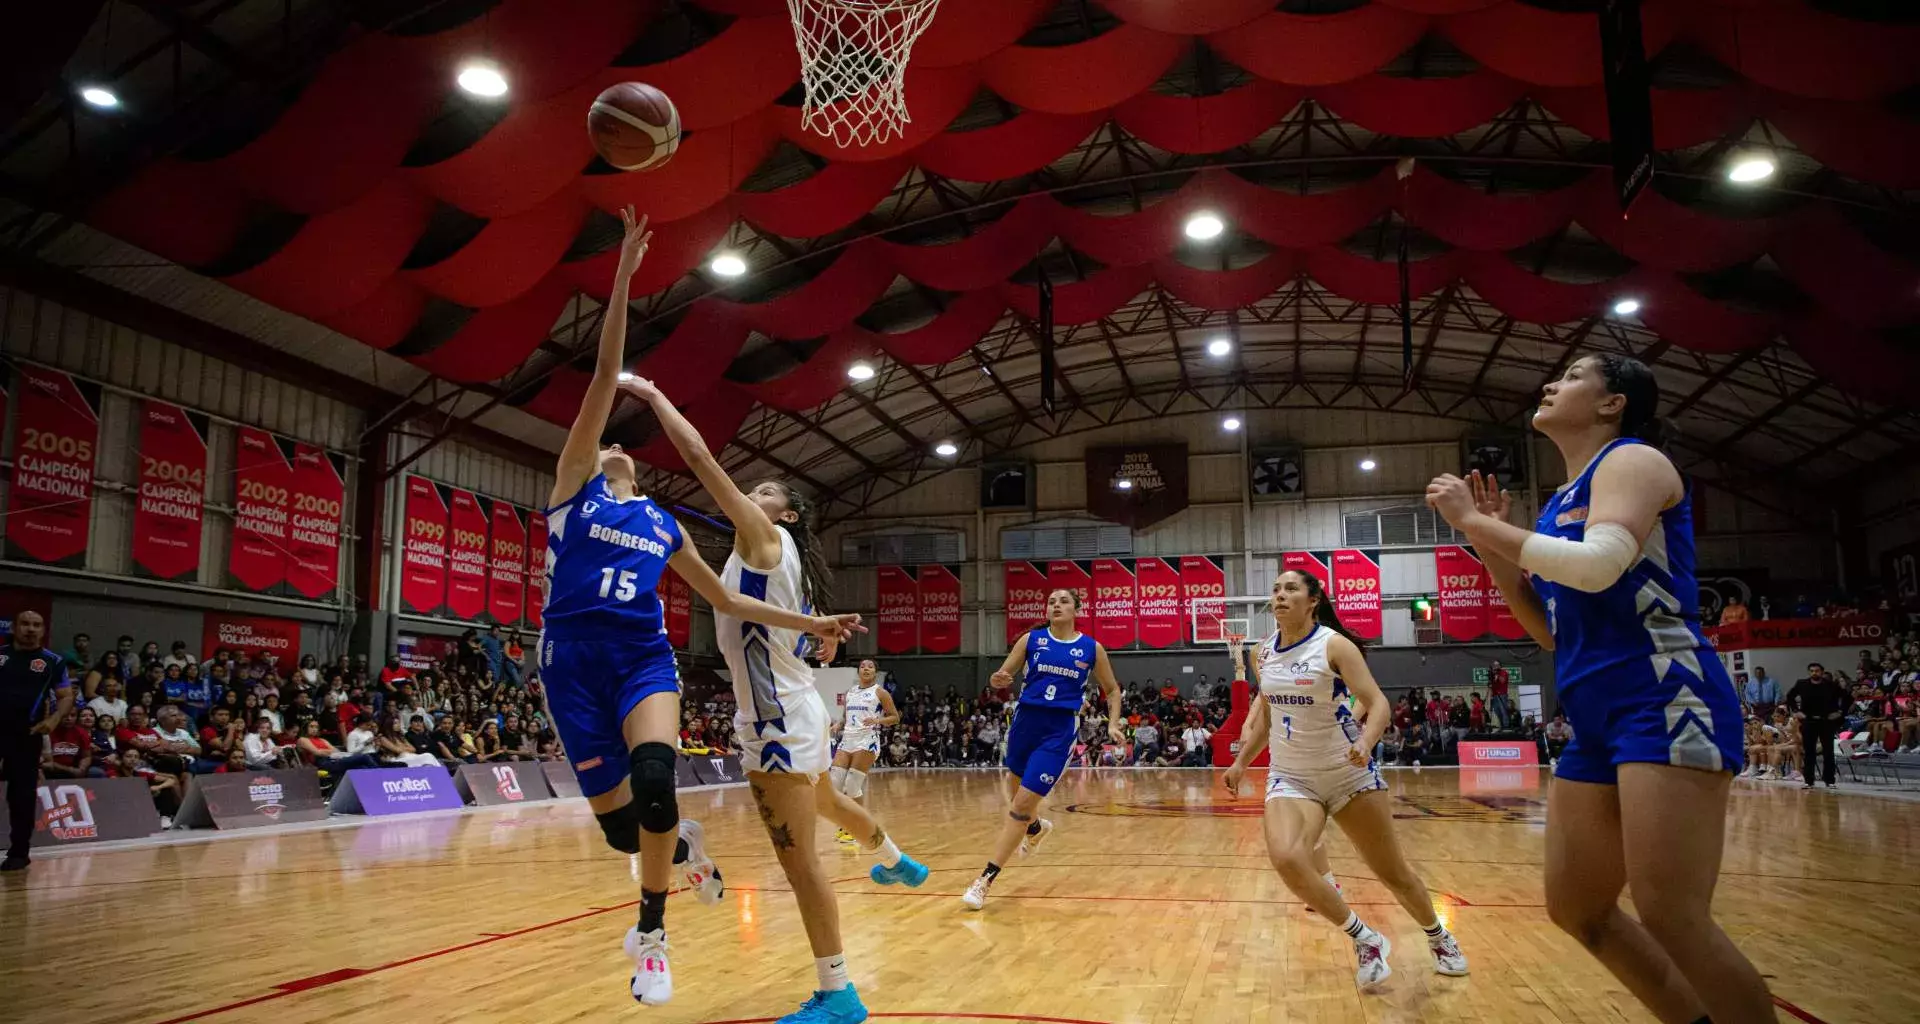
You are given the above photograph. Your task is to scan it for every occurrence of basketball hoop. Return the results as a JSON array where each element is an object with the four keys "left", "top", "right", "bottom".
[
  {"left": 786, "top": 0, "right": 943, "bottom": 148},
  {"left": 1226, "top": 633, "right": 1247, "bottom": 648}
]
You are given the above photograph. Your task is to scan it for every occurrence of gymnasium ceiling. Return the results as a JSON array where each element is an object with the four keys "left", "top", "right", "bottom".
[{"left": 2, "top": 0, "right": 1918, "bottom": 526}]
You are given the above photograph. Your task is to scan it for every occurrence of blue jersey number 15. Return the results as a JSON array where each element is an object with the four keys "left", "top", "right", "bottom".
[{"left": 599, "top": 568, "right": 640, "bottom": 602}]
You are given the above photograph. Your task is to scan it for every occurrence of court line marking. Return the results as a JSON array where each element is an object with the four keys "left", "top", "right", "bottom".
[{"left": 695, "top": 1015, "right": 1116, "bottom": 1024}]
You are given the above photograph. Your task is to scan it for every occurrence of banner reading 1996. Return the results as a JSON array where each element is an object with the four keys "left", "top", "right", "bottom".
[
  {"left": 132, "top": 399, "right": 206, "bottom": 581},
  {"left": 229, "top": 427, "right": 292, "bottom": 594},
  {"left": 1003, "top": 561, "right": 1047, "bottom": 645},
  {"left": 6, "top": 366, "right": 100, "bottom": 567},
  {"left": 875, "top": 565, "right": 917, "bottom": 655}
]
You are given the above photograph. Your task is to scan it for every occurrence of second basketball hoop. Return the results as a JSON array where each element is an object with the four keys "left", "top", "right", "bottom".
[{"left": 785, "top": 0, "right": 943, "bottom": 148}]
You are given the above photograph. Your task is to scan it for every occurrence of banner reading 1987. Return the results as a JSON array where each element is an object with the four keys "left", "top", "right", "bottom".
[{"left": 6, "top": 366, "right": 100, "bottom": 567}]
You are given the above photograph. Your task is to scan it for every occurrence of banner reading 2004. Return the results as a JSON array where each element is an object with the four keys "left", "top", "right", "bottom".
[{"left": 132, "top": 399, "right": 207, "bottom": 581}]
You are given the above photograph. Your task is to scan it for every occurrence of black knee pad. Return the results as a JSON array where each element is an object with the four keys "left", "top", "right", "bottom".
[
  {"left": 629, "top": 742, "right": 680, "bottom": 835},
  {"left": 595, "top": 802, "right": 643, "bottom": 855}
]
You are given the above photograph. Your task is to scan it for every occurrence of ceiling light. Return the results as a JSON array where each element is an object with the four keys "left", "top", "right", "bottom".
[
  {"left": 1727, "top": 157, "right": 1775, "bottom": 184},
  {"left": 456, "top": 62, "right": 508, "bottom": 98},
  {"left": 1115, "top": 479, "right": 1134, "bottom": 490},
  {"left": 709, "top": 253, "right": 747, "bottom": 277},
  {"left": 80, "top": 86, "right": 119, "bottom": 109},
  {"left": 934, "top": 441, "right": 958, "bottom": 457},
  {"left": 1611, "top": 298, "right": 1641, "bottom": 316},
  {"left": 1207, "top": 338, "right": 1232, "bottom": 357},
  {"left": 847, "top": 362, "right": 876, "bottom": 381},
  {"left": 1184, "top": 212, "right": 1225, "bottom": 241},
  {"left": 1222, "top": 416, "right": 1242, "bottom": 432},
  {"left": 1359, "top": 458, "right": 1377, "bottom": 472}
]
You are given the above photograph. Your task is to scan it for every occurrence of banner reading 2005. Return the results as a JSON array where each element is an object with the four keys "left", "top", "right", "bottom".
[
  {"left": 229, "top": 427, "right": 292, "bottom": 593},
  {"left": 132, "top": 399, "right": 207, "bottom": 581},
  {"left": 6, "top": 366, "right": 100, "bottom": 566}
]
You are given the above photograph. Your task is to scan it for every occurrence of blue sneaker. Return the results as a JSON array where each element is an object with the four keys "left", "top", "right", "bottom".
[
  {"left": 869, "top": 853, "right": 929, "bottom": 887},
  {"left": 777, "top": 984, "right": 868, "bottom": 1023}
]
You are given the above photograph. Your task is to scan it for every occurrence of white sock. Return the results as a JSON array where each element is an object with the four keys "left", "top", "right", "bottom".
[
  {"left": 815, "top": 953, "right": 850, "bottom": 992},
  {"left": 1340, "top": 911, "right": 1377, "bottom": 942},
  {"left": 828, "top": 766, "right": 848, "bottom": 793},
  {"left": 1322, "top": 870, "right": 1339, "bottom": 890},
  {"left": 847, "top": 769, "right": 867, "bottom": 799},
  {"left": 864, "top": 834, "right": 903, "bottom": 869}
]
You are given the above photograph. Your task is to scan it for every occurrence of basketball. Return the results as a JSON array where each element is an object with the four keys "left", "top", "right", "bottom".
[{"left": 588, "top": 82, "right": 681, "bottom": 172}]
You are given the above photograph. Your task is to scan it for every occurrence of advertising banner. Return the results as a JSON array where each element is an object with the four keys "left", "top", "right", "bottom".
[
  {"left": 488, "top": 501, "right": 526, "bottom": 627},
  {"left": 916, "top": 564, "right": 962, "bottom": 654},
  {"left": 396, "top": 632, "right": 460, "bottom": 673},
  {"left": 400, "top": 477, "right": 449, "bottom": 615},
  {"left": 229, "top": 426, "right": 293, "bottom": 593},
  {"left": 1458, "top": 741, "right": 1542, "bottom": 767},
  {"left": 541, "top": 762, "right": 583, "bottom": 799},
  {"left": 331, "top": 767, "right": 464, "bottom": 816},
  {"left": 1707, "top": 615, "right": 1890, "bottom": 651},
  {"left": 1134, "top": 557, "right": 1182, "bottom": 649},
  {"left": 3, "top": 778, "right": 162, "bottom": 848},
  {"left": 455, "top": 761, "right": 554, "bottom": 806},
  {"left": 200, "top": 612, "right": 301, "bottom": 667},
  {"left": 1002, "top": 560, "right": 1047, "bottom": 645},
  {"left": 445, "top": 487, "right": 490, "bottom": 621},
  {"left": 875, "top": 565, "right": 917, "bottom": 655},
  {"left": 1179, "top": 555, "right": 1226, "bottom": 643},
  {"left": 131, "top": 399, "right": 207, "bottom": 581},
  {"left": 1330, "top": 548, "right": 1383, "bottom": 640},
  {"left": 7, "top": 365, "right": 101, "bottom": 566},
  {"left": 1434, "top": 545, "right": 1489, "bottom": 641},
  {"left": 525, "top": 511, "right": 548, "bottom": 628},
  {"left": 1090, "top": 558, "right": 1137, "bottom": 650},
  {"left": 286, "top": 444, "right": 345, "bottom": 601},
  {"left": 684, "top": 753, "right": 746, "bottom": 786},
  {"left": 176, "top": 769, "right": 328, "bottom": 830}
]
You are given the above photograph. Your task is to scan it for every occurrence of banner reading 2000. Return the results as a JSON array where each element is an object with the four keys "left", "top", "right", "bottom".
[{"left": 6, "top": 366, "right": 100, "bottom": 566}]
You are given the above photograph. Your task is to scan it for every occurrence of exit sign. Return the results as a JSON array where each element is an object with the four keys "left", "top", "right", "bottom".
[{"left": 1471, "top": 667, "right": 1522, "bottom": 685}]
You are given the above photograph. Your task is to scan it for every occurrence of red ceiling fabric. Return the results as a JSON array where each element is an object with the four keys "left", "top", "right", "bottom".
[
  {"left": 405, "top": 274, "right": 576, "bottom": 383},
  {"left": 1308, "top": 247, "right": 1461, "bottom": 305},
  {"left": 781, "top": 65, "right": 982, "bottom": 161},
  {"left": 914, "top": 0, "right": 1053, "bottom": 68},
  {"left": 1459, "top": 252, "right": 1603, "bottom": 325},
  {"left": 918, "top": 110, "right": 1107, "bottom": 182},
  {"left": 632, "top": 383, "right": 758, "bottom": 471},
  {"left": 1536, "top": 84, "right": 1755, "bottom": 150},
  {"left": 564, "top": 201, "right": 736, "bottom": 301},
  {"left": 1208, "top": 6, "right": 1429, "bottom": 87},
  {"left": 418, "top": 0, "right": 661, "bottom": 104},
  {"left": 88, "top": 159, "right": 252, "bottom": 268},
  {"left": 313, "top": 277, "right": 429, "bottom": 351},
  {"left": 685, "top": 0, "right": 784, "bottom": 14},
  {"left": 1116, "top": 82, "right": 1304, "bottom": 155},
  {"left": 1574, "top": 173, "right": 1772, "bottom": 274},
  {"left": 1374, "top": 0, "right": 1506, "bottom": 11},
  {"left": 581, "top": 113, "right": 782, "bottom": 221},
  {"left": 1760, "top": 94, "right": 1920, "bottom": 191},
  {"left": 1218, "top": 169, "right": 1395, "bottom": 249},
  {"left": 1621, "top": 268, "right": 1776, "bottom": 355},
  {"left": 1783, "top": 314, "right": 1920, "bottom": 408},
  {"left": 1444, "top": 2, "right": 1682, "bottom": 90},
  {"left": 407, "top": 189, "right": 590, "bottom": 307},
  {"left": 1687, "top": 5, "right": 1920, "bottom": 101},
  {"left": 1403, "top": 167, "right": 1576, "bottom": 251},
  {"left": 221, "top": 179, "right": 434, "bottom": 319},
  {"left": 1155, "top": 252, "right": 1302, "bottom": 311},
  {"left": 981, "top": 25, "right": 1184, "bottom": 116},
  {"left": 727, "top": 244, "right": 899, "bottom": 338},
  {"left": 735, "top": 330, "right": 882, "bottom": 412},
  {"left": 1001, "top": 264, "right": 1155, "bottom": 326},
  {"left": 406, "top": 80, "right": 600, "bottom": 218},
  {"left": 1316, "top": 70, "right": 1527, "bottom": 139},
  {"left": 1095, "top": 0, "right": 1274, "bottom": 35},
  {"left": 878, "top": 196, "right": 1057, "bottom": 292},
  {"left": 520, "top": 368, "right": 590, "bottom": 425},
  {"left": 737, "top": 157, "right": 912, "bottom": 238},
  {"left": 1771, "top": 209, "right": 1920, "bottom": 330},
  {"left": 853, "top": 289, "right": 1008, "bottom": 365},
  {"left": 628, "top": 302, "right": 753, "bottom": 403},
  {"left": 617, "top": 16, "right": 800, "bottom": 132}
]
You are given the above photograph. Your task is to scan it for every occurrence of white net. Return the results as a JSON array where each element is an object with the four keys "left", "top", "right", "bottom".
[{"left": 786, "top": 0, "right": 943, "bottom": 148}]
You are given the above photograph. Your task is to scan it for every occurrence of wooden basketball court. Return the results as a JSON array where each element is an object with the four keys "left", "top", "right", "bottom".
[{"left": 4, "top": 769, "right": 1912, "bottom": 1024}]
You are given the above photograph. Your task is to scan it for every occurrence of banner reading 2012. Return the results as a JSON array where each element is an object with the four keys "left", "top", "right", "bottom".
[{"left": 6, "top": 366, "right": 100, "bottom": 566}]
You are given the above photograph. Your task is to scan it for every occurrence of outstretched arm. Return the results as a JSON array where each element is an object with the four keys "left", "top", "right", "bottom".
[
  {"left": 668, "top": 545, "right": 861, "bottom": 641},
  {"left": 550, "top": 208, "right": 651, "bottom": 509},
  {"left": 620, "top": 375, "right": 782, "bottom": 569},
  {"left": 1092, "top": 645, "right": 1126, "bottom": 743},
  {"left": 990, "top": 633, "right": 1029, "bottom": 691}
]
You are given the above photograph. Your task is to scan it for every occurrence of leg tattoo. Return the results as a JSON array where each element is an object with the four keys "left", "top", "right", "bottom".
[{"left": 750, "top": 782, "right": 797, "bottom": 851}]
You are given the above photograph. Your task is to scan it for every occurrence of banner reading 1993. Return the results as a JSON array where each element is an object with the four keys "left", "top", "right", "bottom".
[
  {"left": 6, "top": 366, "right": 100, "bottom": 567},
  {"left": 132, "top": 399, "right": 206, "bottom": 581},
  {"left": 229, "top": 427, "right": 292, "bottom": 594}
]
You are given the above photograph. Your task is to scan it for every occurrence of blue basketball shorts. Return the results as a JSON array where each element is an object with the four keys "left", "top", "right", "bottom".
[
  {"left": 539, "top": 635, "right": 681, "bottom": 798},
  {"left": 1553, "top": 661, "right": 1744, "bottom": 785},
  {"left": 1003, "top": 705, "right": 1078, "bottom": 797}
]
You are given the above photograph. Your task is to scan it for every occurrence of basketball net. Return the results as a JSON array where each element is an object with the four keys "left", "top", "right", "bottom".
[{"left": 786, "top": 0, "right": 943, "bottom": 148}]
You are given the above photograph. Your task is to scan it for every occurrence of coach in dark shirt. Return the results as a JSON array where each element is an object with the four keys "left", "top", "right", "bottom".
[
  {"left": 1785, "top": 662, "right": 1847, "bottom": 789},
  {"left": 2, "top": 611, "right": 75, "bottom": 870}
]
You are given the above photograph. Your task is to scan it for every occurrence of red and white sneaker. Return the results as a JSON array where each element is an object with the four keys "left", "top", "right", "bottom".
[
  {"left": 1353, "top": 930, "right": 1392, "bottom": 988},
  {"left": 678, "top": 820, "right": 724, "bottom": 905},
  {"left": 1017, "top": 818, "right": 1054, "bottom": 858},
  {"left": 1429, "top": 930, "right": 1469, "bottom": 976},
  {"left": 624, "top": 926, "right": 672, "bottom": 1005}
]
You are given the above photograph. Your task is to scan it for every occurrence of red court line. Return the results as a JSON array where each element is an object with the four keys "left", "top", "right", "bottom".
[
  {"left": 1772, "top": 996, "right": 1831, "bottom": 1024},
  {"left": 697, "top": 1015, "right": 1117, "bottom": 1024}
]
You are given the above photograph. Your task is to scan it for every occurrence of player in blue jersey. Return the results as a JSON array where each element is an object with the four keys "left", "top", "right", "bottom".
[
  {"left": 544, "top": 208, "right": 863, "bottom": 1009},
  {"left": 961, "top": 589, "right": 1124, "bottom": 910},
  {"left": 1427, "top": 354, "right": 1771, "bottom": 1023}
]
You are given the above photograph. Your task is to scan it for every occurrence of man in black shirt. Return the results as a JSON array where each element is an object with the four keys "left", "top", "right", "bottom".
[
  {"left": 2, "top": 611, "right": 74, "bottom": 871},
  {"left": 1785, "top": 662, "right": 1847, "bottom": 789}
]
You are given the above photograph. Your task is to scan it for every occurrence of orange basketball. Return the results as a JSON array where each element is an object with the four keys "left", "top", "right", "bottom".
[{"left": 588, "top": 82, "right": 681, "bottom": 172}]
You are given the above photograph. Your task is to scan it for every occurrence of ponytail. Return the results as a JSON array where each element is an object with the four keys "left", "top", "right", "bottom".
[
  {"left": 1592, "top": 352, "right": 1671, "bottom": 449},
  {"left": 1289, "top": 571, "right": 1369, "bottom": 654},
  {"left": 766, "top": 481, "right": 835, "bottom": 615}
]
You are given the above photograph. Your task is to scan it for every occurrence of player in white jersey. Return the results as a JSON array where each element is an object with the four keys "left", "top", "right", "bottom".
[
  {"left": 624, "top": 374, "right": 928, "bottom": 1024},
  {"left": 830, "top": 660, "right": 899, "bottom": 848},
  {"left": 1224, "top": 570, "right": 1467, "bottom": 989}
]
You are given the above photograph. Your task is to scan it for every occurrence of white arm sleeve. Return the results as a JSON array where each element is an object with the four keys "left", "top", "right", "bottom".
[{"left": 1518, "top": 522, "right": 1640, "bottom": 594}]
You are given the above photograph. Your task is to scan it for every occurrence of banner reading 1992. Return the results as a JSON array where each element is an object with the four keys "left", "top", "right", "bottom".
[
  {"left": 6, "top": 366, "right": 100, "bottom": 567},
  {"left": 132, "top": 399, "right": 206, "bottom": 581},
  {"left": 229, "top": 427, "right": 292, "bottom": 594}
]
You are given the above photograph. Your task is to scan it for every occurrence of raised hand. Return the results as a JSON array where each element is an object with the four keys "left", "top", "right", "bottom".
[
  {"left": 614, "top": 205, "right": 652, "bottom": 282},
  {"left": 808, "top": 613, "right": 867, "bottom": 642},
  {"left": 1470, "top": 470, "right": 1513, "bottom": 522},
  {"left": 1424, "top": 473, "right": 1477, "bottom": 528},
  {"left": 616, "top": 372, "right": 662, "bottom": 403}
]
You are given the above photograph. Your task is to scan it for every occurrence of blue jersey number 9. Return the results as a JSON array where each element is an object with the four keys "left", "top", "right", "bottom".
[{"left": 599, "top": 568, "right": 640, "bottom": 602}]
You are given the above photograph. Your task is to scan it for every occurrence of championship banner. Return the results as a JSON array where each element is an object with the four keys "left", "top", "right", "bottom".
[
  {"left": 1330, "top": 549, "right": 1383, "bottom": 640},
  {"left": 526, "top": 511, "right": 548, "bottom": 628},
  {"left": 1134, "top": 557, "right": 1182, "bottom": 648},
  {"left": 131, "top": 399, "right": 207, "bottom": 581},
  {"left": 286, "top": 444, "right": 345, "bottom": 601},
  {"left": 488, "top": 501, "right": 527, "bottom": 627},
  {"left": 229, "top": 427, "right": 292, "bottom": 594},
  {"left": 201, "top": 612, "right": 301, "bottom": 667},
  {"left": 5, "top": 778, "right": 163, "bottom": 848},
  {"left": 875, "top": 565, "right": 917, "bottom": 655},
  {"left": 659, "top": 566, "right": 692, "bottom": 648},
  {"left": 1434, "top": 546, "right": 1489, "bottom": 641},
  {"left": 917, "top": 564, "right": 962, "bottom": 654},
  {"left": 6, "top": 365, "right": 100, "bottom": 566},
  {"left": 1281, "top": 550, "right": 1330, "bottom": 587},
  {"left": 445, "top": 488, "right": 489, "bottom": 621},
  {"left": 1090, "top": 558, "right": 1136, "bottom": 650},
  {"left": 1085, "top": 443, "right": 1190, "bottom": 529},
  {"left": 0, "top": 588, "right": 54, "bottom": 635},
  {"left": 1487, "top": 574, "right": 1528, "bottom": 640},
  {"left": 1045, "top": 560, "right": 1092, "bottom": 616},
  {"left": 400, "top": 476, "right": 449, "bottom": 615},
  {"left": 1179, "top": 555, "right": 1226, "bottom": 642},
  {"left": 1003, "top": 560, "right": 1047, "bottom": 644}
]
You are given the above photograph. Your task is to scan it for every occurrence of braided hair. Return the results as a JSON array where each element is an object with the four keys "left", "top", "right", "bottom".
[{"left": 760, "top": 480, "right": 835, "bottom": 615}]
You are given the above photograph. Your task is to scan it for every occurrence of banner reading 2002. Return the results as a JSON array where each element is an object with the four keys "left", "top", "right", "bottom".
[{"left": 229, "top": 427, "right": 292, "bottom": 594}]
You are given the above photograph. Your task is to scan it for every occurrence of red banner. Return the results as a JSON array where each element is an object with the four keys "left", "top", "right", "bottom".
[
  {"left": 131, "top": 399, "right": 206, "bottom": 581},
  {"left": 1282, "top": 550, "right": 1331, "bottom": 587},
  {"left": 445, "top": 488, "right": 489, "bottom": 621},
  {"left": 1046, "top": 561, "right": 1092, "bottom": 623},
  {"left": 1179, "top": 555, "right": 1226, "bottom": 642},
  {"left": 0, "top": 588, "right": 54, "bottom": 636},
  {"left": 876, "top": 565, "right": 917, "bottom": 654},
  {"left": 6, "top": 366, "right": 99, "bottom": 566},
  {"left": 1487, "top": 566, "right": 1527, "bottom": 640},
  {"left": 229, "top": 427, "right": 292, "bottom": 593},
  {"left": 525, "top": 511, "right": 548, "bottom": 629},
  {"left": 1003, "top": 560, "right": 1047, "bottom": 645},
  {"left": 658, "top": 567, "right": 692, "bottom": 648},
  {"left": 1331, "top": 549, "right": 1383, "bottom": 640},
  {"left": 286, "top": 444, "right": 344, "bottom": 601},
  {"left": 1434, "top": 545, "right": 1489, "bottom": 641},
  {"left": 200, "top": 612, "right": 300, "bottom": 668},
  {"left": 400, "top": 477, "right": 448, "bottom": 615},
  {"left": 1707, "top": 615, "right": 1890, "bottom": 651},
  {"left": 1134, "top": 557, "right": 1182, "bottom": 649},
  {"left": 1090, "top": 558, "right": 1137, "bottom": 650},
  {"left": 917, "top": 564, "right": 962, "bottom": 654},
  {"left": 488, "top": 501, "right": 526, "bottom": 627}
]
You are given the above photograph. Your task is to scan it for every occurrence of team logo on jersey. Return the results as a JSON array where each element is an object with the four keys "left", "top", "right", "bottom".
[
  {"left": 1556, "top": 505, "right": 1589, "bottom": 527},
  {"left": 1070, "top": 647, "right": 1084, "bottom": 658},
  {"left": 1074, "top": 660, "right": 1088, "bottom": 670},
  {"left": 1035, "top": 636, "right": 1048, "bottom": 647},
  {"left": 1283, "top": 660, "right": 1313, "bottom": 676},
  {"left": 582, "top": 500, "right": 600, "bottom": 517},
  {"left": 645, "top": 505, "right": 664, "bottom": 524},
  {"left": 30, "top": 658, "right": 45, "bottom": 673}
]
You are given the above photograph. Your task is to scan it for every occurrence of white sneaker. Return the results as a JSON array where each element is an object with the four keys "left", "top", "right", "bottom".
[
  {"left": 1018, "top": 818, "right": 1055, "bottom": 858},
  {"left": 1354, "top": 930, "right": 1392, "bottom": 987},
  {"left": 1429, "top": 930, "right": 1469, "bottom": 976},
  {"left": 624, "top": 926, "right": 672, "bottom": 1005},
  {"left": 961, "top": 875, "right": 992, "bottom": 911},
  {"left": 677, "top": 820, "right": 724, "bottom": 905}
]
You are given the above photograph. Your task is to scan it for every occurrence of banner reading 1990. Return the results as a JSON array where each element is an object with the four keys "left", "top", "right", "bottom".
[{"left": 6, "top": 366, "right": 100, "bottom": 567}]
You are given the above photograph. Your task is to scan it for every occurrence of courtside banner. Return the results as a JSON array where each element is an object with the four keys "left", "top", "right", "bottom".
[
  {"left": 525, "top": 511, "right": 548, "bottom": 628},
  {"left": 286, "top": 444, "right": 345, "bottom": 601},
  {"left": 131, "top": 399, "right": 207, "bottom": 581},
  {"left": 1331, "top": 548, "right": 1383, "bottom": 639},
  {"left": 541, "top": 762, "right": 583, "bottom": 799},
  {"left": 488, "top": 500, "right": 527, "bottom": 627},
  {"left": 1459, "top": 741, "right": 1541, "bottom": 767},
  {"left": 1179, "top": 555, "right": 1225, "bottom": 643},
  {"left": 1003, "top": 561, "right": 1047, "bottom": 644},
  {"left": 455, "top": 762, "right": 554, "bottom": 806},
  {"left": 1090, "top": 557, "right": 1137, "bottom": 650},
  {"left": 445, "top": 487, "right": 490, "bottom": 621},
  {"left": 662, "top": 567, "right": 692, "bottom": 648},
  {"left": 876, "top": 565, "right": 917, "bottom": 655},
  {"left": 6, "top": 365, "right": 100, "bottom": 566},
  {"left": 1134, "top": 557, "right": 1182, "bottom": 648},
  {"left": 400, "top": 476, "right": 449, "bottom": 615},
  {"left": 201, "top": 612, "right": 301, "bottom": 667},
  {"left": 917, "top": 564, "right": 962, "bottom": 654},
  {"left": 1435, "top": 545, "right": 1490, "bottom": 641},
  {"left": 177, "top": 769, "right": 327, "bottom": 830},
  {"left": 229, "top": 427, "right": 292, "bottom": 593},
  {"left": 334, "top": 767, "right": 463, "bottom": 816},
  {"left": 6, "top": 778, "right": 163, "bottom": 847}
]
